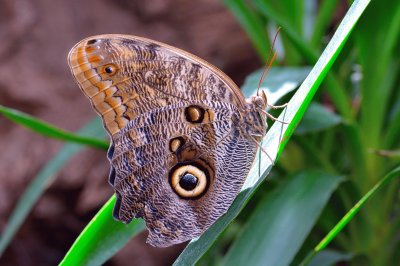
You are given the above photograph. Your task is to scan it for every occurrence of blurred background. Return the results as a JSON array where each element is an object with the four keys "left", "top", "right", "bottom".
[
  {"left": 1, "top": 0, "right": 399, "bottom": 265},
  {"left": 0, "top": 0, "right": 259, "bottom": 265}
]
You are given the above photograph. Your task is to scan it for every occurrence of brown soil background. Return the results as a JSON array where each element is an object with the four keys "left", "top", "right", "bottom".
[{"left": 0, "top": 0, "right": 260, "bottom": 265}]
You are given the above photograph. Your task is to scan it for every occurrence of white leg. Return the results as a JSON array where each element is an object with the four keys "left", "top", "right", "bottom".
[
  {"left": 248, "top": 134, "right": 275, "bottom": 165},
  {"left": 260, "top": 109, "right": 289, "bottom": 124},
  {"left": 268, "top": 102, "right": 288, "bottom": 109}
]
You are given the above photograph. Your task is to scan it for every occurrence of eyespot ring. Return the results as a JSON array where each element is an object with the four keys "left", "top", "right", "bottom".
[
  {"left": 169, "top": 162, "right": 210, "bottom": 199},
  {"left": 103, "top": 64, "right": 118, "bottom": 76},
  {"left": 184, "top": 105, "right": 205, "bottom": 123},
  {"left": 169, "top": 136, "right": 185, "bottom": 153}
]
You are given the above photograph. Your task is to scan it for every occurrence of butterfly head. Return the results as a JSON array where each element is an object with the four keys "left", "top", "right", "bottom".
[
  {"left": 247, "top": 90, "right": 268, "bottom": 114},
  {"left": 254, "top": 90, "right": 268, "bottom": 110}
]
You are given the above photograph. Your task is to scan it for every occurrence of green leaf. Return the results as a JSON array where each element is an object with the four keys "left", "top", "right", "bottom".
[
  {"left": 300, "top": 166, "right": 400, "bottom": 266},
  {"left": 60, "top": 196, "right": 146, "bottom": 266},
  {"left": 384, "top": 62, "right": 400, "bottom": 148},
  {"left": 310, "top": 0, "right": 339, "bottom": 49},
  {"left": 241, "top": 66, "right": 312, "bottom": 100},
  {"left": 356, "top": 0, "right": 400, "bottom": 149},
  {"left": 0, "top": 104, "right": 108, "bottom": 150},
  {"left": 308, "top": 250, "right": 353, "bottom": 266},
  {"left": 223, "top": 0, "right": 270, "bottom": 61},
  {"left": 223, "top": 172, "right": 343, "bottom": 266},
  {"left": 253, "top": 0, "right": 353, "bottom": 121},
  {"left": 253, "top": 0, "right": 315, "bottom": 62},
  {"left": 0, "top": 118, "right": 106, "bottom": 257},
  {"left": 175, "top": 1, "right": 370, "bottom": 264},
  {"left": 295, "top": 103, "right": 341, "bottom": 134},
  {"left": 60, "top": 0, "right": 370, "bottom": 264}
]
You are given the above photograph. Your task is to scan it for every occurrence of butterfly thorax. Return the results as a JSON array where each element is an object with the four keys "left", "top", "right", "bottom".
[{"left": 241, "top": 93, "right": 268, "bottom": 141}]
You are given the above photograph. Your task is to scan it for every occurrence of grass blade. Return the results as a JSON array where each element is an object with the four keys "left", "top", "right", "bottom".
[
  {"left": 299, "top": 166, "right": 400, "bottom": 266},
  {"left": 308, "top": 250, "right": 353, "bottom": 266},
  {"left": 223, "top": 172, "right": 343, "bottom": 266},
  {"left": 174, "top": 0, "right": 370, "bottom": 264},
  {"left": 295, "top": 102, "right": 341, "bottom": 134},
  {"left": 0, "top": 104, "right": 108, "bottom": 149},
  {"left": 0, "top": 118, "right": 105, "bottom": 257},
  {"left": 59, "top": 196, "right": 146, "bottom": 266},
  {"left": 310, "top": 0, "right": 339, "bottom": 49},
  {"left": 223, "top": 0, "right": 270, "bottom": 61},
  {"left": 253, "top": 0, "right": 352, "bottom": 121},
  {"left": 276, "top": 0, "right": 370, "bottom": 156}
]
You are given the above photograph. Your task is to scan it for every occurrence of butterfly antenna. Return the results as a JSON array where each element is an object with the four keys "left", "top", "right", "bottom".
[{"left": 257, "top": 27, "right": 281, "bottom": 96}]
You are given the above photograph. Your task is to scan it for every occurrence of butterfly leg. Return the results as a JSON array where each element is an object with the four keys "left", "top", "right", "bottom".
[
  {"left": 247, "top": 134, "right": 275, "bottom": 165},
  {"left": 260, "top": 109, "right": 288, "bottom": 125},
  {"left": 268, "top": 102, "right": 288, "bottom": 109}
]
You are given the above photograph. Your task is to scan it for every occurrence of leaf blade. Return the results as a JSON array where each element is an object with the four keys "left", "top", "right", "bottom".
[
  {"left": 223, "top": 172, "right": 343, "bottom": 266},
  {"left": 0, "top": 118, "right": 106, "bottom": 256},
  {"left": 295, "top": 103, "right": 341, "bottom": 134},
  {"left": 300, "top": 166, "right": 400, "bottom": 265},
  {"left": 59, "top": 196, "right": 146, "bottom": 266},
  {"left": 0, "top": 104, "right": 108, "bottom": 150},
  {"left": 175, "top": 0, "right": 370, "bottom": 264},
  {"left": 223, "top": 0, "right": 270, "bottom": 61}
]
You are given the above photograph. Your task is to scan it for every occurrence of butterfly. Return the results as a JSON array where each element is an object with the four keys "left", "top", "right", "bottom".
[{"left": 68, "top": 34, "right": 283, "bottom": 247}]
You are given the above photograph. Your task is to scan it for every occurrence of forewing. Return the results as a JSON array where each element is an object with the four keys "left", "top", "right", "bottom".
[{"left": 68, "top": 34, "right": 246, "bottom": 136}]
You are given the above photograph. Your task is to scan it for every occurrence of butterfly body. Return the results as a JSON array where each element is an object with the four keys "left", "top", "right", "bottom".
[{"left": 68, "top": 35, "right": 267, "bottom": 247}]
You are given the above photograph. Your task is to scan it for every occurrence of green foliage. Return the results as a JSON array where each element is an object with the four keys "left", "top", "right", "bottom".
[
  {"left": 0, "top": 105, "right": 108, "bottom": 149},
  {"left": 224, "top": 0, "right": 400, "bottom": 265},
  {"left": 295, "top": 103, "right": 341, "bottom": 135},
  {"left": 60, "top": 197, "right": 146, "bottom": 266},
  {"left": 1, "top": 0, "right": 399, "bottom": 265},
  {"left": 0, "top": 118, "right": 106, "bottom": 257},
  {"left": 223, "top": 172, "right": 343, "bottom": 266}
]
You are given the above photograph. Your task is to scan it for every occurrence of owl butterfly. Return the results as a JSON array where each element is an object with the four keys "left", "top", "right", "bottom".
[{"left": 68, "top": 34, "right": 284, "bottom": 247}]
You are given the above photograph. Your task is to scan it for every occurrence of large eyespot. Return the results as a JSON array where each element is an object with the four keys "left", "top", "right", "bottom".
[
  {"left": 184, "top": 105, "right": 205, "bottom": 123},
  {"left": 169, "top": 163, "right": 209, "bottom": 199},
  {"left": 103, "top": 64, "right": 118, "bottom": 76}
]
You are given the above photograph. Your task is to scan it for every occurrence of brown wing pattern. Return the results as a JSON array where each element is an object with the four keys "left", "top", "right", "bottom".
[
  {"left": 110, "top": 101, "right": 258, "bottom": 246},
  {"left": 68, "top": 35, "right": 260, "bottom": 247},
  {"left": 68, "top": 34, "right": 245, "bottom": 136}
]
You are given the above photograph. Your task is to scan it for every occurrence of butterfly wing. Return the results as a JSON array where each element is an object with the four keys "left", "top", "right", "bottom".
[
  {"left": 68, "top": 35, "right": 258, "bottom": 247},
  {"left": 68, "top": 35, "right": 246, "bottom": 136}
]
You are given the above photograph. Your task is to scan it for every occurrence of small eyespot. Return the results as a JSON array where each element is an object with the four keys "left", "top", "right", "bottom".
[
  {"left": 103, "top": 64, "right": 117, "bottom": 76},
  {"left": 169, "top": 137, "right": 185, "bottom": 153},
  {"left": 87, "top": 39, "right": 99, "bottom": 45},
  {"left": 184, "top": 105, "right": 205, "bottom": 123},
  {"left": 169, "top": 163, "right": 209, "bottom": 199}
]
